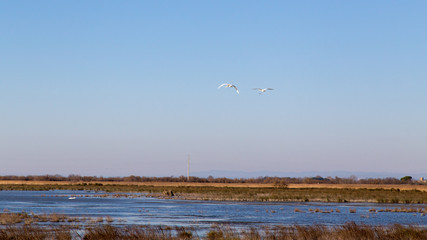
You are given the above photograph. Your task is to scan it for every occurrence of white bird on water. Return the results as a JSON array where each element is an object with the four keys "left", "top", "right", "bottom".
[
  {"left": 253, "top": 88, "right": 274, "bottom": 94},
  {"left": 218, "top": 83, "right": 239, "bottom": 94}
]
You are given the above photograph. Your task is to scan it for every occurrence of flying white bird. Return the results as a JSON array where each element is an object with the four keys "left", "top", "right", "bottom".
[
  {"left": 218, "top": 83, "right": 239, "bottom": 94},
  {"left": 253, "top": 88, "right": 274, "bottom": 94}
]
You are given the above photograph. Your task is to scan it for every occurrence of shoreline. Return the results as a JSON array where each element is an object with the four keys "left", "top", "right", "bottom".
[
  {"left": 0, "top": 181, "right": 426, "bottom": 204},
  {"left": 0, "top": 180, "right": 426, "bottom": 191}
]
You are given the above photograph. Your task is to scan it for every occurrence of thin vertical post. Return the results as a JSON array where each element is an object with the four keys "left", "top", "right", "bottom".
[{"left": 187, "top": 154, "right": 190, "bottom": 181}]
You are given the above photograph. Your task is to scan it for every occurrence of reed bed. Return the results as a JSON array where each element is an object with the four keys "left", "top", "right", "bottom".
[
  {"left": 1, "top": 184, "right": 426, "bottom": 203},
  {"left": 0, "top": 223, "right": 425, "bottom": 240},
  {"left": 0, "top": 211, "right": 110, "bottom": 225}
]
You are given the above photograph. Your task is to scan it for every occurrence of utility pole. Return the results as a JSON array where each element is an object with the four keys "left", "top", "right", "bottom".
[{"left": 187, "top": 154, "right": 190, "bottom": 181}]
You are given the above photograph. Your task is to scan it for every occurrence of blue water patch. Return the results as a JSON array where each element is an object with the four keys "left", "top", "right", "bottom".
[{"left": 0, "top": 190, "right": 425, "bottom": 228}]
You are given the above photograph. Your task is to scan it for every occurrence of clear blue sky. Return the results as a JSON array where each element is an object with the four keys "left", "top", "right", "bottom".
[{"left": 1, "top": 1, "right": 426, "bottom": 177}]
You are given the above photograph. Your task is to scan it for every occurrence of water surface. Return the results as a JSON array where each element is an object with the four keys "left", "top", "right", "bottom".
[{"left": 0, "top": 190, "right": 425, "bottom": 229}]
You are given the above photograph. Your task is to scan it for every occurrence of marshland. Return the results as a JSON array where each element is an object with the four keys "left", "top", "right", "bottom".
[
  {"left": 0, "top": 174, "right": 426, "bottom": 204},
  {"left": 0, "top": 190, "right": 426, "bottom": 239},
  {"left": 1, "top": 223, "right": 426, "bottom": 240},
  {"left": 0, "top": 175, "right": 426, "bottom": 239}
]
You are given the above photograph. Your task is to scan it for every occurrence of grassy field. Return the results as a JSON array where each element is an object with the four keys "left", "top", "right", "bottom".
[{"left": 0, "top": 180, "right": 426, "bottom": 203}]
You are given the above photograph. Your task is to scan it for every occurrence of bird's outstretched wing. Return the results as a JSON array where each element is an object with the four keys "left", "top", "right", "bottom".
[
  {"left": 253, "top": 88, "right": 262, "bottom": 90},
  {"left": 232, "top": 85, "right": 239, "bottom": 94},
  {"left": 267, "top": 88, "right": 274, "bottom": 90},
  {"left": 218, "top": 83, "right": 228, "bottom": 89}
]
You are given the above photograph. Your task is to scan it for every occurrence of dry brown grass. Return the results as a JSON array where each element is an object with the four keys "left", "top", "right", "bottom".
[
  {"left": 287, "top": 183, "right": 427, "bottom": 192},
  {"left": 0, "top": 180, "right": 426, "bottom": 191},
  {"left": 1, "top": 223, "right": 426, "bottom": 240},
  {"left": 1, "top": 180, "right": 426, "bottom": 203}
]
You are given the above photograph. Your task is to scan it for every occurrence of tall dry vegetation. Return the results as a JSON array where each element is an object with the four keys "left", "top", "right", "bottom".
[
  {"left": 0, "top": 174, "right": 424, "bottom": 185},
  {"left": 0, "top": 183, "right": 426, "bottom": 203},
  {"left": 0, "top": 223, "right": 426, "bottom": 240}
]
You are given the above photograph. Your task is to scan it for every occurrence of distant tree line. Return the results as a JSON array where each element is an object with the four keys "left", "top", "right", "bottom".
[{"left": 0, "top": 174, "right": 424, "bottom": 185}]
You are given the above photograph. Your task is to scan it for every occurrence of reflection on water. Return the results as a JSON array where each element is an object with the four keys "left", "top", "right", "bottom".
[{"left": 0, "top": 190, "right": 425, "bottom": 229}]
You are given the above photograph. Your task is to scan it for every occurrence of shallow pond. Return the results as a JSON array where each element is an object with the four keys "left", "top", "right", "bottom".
[{"left": 0, "top": 190, "right": 425, "bottom": 229}]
